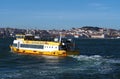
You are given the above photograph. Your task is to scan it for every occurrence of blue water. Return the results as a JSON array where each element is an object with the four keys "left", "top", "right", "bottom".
[{"left": 0, "top": 38, "right": 120, "bottom": 79}]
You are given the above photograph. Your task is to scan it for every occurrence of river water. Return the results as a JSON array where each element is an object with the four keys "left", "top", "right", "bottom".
[{"left": 0, "top": 38, "right": 120, "bottom": 79}]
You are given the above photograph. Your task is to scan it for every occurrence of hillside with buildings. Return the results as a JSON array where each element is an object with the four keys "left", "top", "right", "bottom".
[{"left": 0, "top": 26, "right": 120, "bottom": 39}]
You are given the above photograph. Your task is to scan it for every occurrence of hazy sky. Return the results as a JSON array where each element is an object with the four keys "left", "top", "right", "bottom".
[{"left": 0, "top": 0, "right": 120, "bottom": 29}]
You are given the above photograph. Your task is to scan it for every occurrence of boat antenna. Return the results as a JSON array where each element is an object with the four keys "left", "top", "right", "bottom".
[{"left": 59, "top": 32, "right": 62, "bottom": 43}]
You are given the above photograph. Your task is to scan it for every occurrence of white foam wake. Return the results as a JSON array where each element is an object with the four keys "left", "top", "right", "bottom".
[
  {"left": 69, "top": 55, "right": 103, "bottom": 61},
  {"left": 69, "top": 55, "right": 120, "bottom": 74}
]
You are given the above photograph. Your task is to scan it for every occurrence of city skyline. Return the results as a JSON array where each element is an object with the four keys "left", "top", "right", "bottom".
[{"left": 0, "top": 0, "right": 120, "bottom": 29}]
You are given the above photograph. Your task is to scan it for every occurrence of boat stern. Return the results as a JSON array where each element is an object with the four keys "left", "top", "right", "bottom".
[{"left": 66, "top": 50, "right": 80, "bottom": 56}]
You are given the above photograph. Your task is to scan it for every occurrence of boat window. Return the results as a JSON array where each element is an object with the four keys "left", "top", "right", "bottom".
[
  {"left": 16, "top": 35, "right": 25, "bottom": 39},
  {"left": 13, "top": 43, "right": 17, "bottom": 47},
  {"left": 55, "top": 47, "right": 57, "bottom": 49},
  {"left": 24, "top": 36, "right": 34, "bottom": 40}
]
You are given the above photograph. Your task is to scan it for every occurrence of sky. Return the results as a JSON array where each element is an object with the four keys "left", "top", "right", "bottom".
[{"left": 0, "top": 0, "right": 120, "bottom": 30}]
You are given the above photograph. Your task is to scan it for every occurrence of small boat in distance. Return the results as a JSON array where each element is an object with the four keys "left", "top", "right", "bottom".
[{"left": 10, "top": 34, "right": 79, "bottom": 56}]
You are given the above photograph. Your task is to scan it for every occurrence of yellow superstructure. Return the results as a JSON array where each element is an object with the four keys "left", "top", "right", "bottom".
[{"left": 10, "top": 34, "right": 79, "bottom": 56}]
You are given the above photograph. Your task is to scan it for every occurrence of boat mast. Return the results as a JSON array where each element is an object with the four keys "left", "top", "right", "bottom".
[{"left": 59, "top": 32, "right": 62, "bottom": 43}]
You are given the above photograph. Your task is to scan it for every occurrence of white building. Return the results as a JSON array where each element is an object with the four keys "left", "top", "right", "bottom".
[{"left": 91, "top": 34, "right": 105, "bottom": 38}]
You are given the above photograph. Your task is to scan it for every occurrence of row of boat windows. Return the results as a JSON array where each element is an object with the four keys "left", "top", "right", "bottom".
[
  {"left": 21, "top": 44, "right": 44, "bottom": 49},
  {"left": 13, "top": 43, "right": 43, "bottom": 49},
  {"left": 13, "top": 43, "right": 58, "bottom": 49},
  {"left": 44, "top": 46, "right": 58, "bottom": 49}
]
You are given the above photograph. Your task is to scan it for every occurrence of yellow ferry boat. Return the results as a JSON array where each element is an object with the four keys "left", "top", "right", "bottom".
[{"left": 10, "top": 34, "right": 79, "bottom": 56}]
